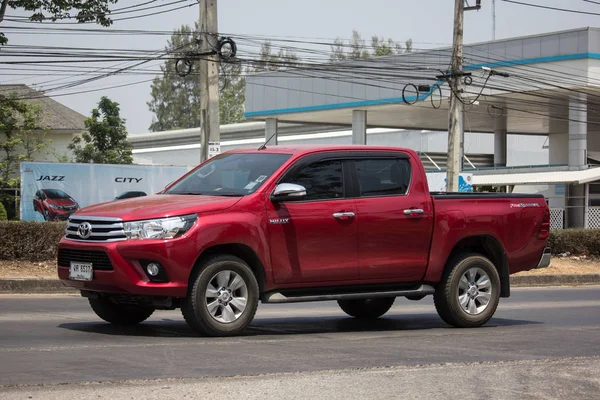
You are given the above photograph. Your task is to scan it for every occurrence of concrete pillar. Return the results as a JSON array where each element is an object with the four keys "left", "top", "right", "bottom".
[
  {"left": 352, "top": 110, "right": 367, "bottom": 145},
  {"left": 567, "top": 93, "right": 588, "bottom": 228},
  {"left": 493, "top": 113, "right": 507, "bottom": 167},
  {"left": 569, "top": 93, "right": 587, "bottom": 169},
  {"left": 265, "top": 118, "right": 278, "bottom": 146}
]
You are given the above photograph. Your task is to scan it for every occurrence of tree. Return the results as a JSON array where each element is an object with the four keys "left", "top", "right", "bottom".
[
  {"left": 0, "top": 0, "right": 119, "bottom": 45},
  {"left": 330, "top": 30, "right": 412, "bottom": 62},
  {"left": 148, "top": 23, "right": 248, "bottom": 131},
  {"left": 68, "top": 96, "right": 133, "bottom": 164},
  {"left": 0, "top": 94, "right": 48, "bottom": 188},
  {"left": 248, "top": 40, "right": 299, "bottom": 72},
  {"left": 148, "top": 24, "right": 297, "bottom": 131}
]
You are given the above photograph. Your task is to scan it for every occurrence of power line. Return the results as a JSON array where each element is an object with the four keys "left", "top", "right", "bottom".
[
  {"left": 501, "top": 0, "right": 600, "bottom": 16},
  {"left": 4, "top": 0, "right": 191, "bottom": 21},
  {"left": 3, "top": 1, "right": 197, "bottom": 25}
]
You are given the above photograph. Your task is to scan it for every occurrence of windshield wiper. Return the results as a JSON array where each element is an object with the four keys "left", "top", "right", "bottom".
[{"left": 166, "top": 191, "right": 242, "bottom": 197}]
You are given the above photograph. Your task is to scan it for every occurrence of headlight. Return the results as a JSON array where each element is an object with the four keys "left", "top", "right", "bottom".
[
  {"left": 49, "top": 204, "right": 60, "bottom": 209},
  {"left": 124, "top": 214, "right": 197, "bottom": 240}
]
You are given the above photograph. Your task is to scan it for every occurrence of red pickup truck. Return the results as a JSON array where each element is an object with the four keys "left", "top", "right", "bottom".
[{"left": 57, "top": 145, "right": 551, "bottom": 336}]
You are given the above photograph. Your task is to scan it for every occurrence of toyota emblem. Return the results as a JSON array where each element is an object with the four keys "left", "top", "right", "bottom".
[{"left": 77, "top": 222, "right": 92, "bottom": 239}]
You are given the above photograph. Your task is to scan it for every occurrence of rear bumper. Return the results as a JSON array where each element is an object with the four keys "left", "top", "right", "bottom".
[{"left": 536, "top": 247, "right": 551, "bottom": 269}]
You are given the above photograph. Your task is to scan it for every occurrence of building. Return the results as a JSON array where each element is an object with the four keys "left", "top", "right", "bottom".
[
  {"left": 0, "top": 84, "right": 86, "bottom": 162},
  {"left": 131, "top": 27, "right": 600, "bottom": 230}
]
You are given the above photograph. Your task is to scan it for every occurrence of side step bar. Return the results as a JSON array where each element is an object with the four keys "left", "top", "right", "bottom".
[{"left": 262, "top": 284, "right": 436, "bottom": 304}]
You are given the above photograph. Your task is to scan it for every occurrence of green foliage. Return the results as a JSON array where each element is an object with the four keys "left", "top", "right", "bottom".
[
  {"left": 0, "top": 93, "right": 49, "bottom": 188},
  {"left": 329, "top": 30, "right": 413, "bottom": 62},
  {"left": 474, "top": 186, "right": 507, "bottom": 193},
  {"left": 548, "top": 229, "right": 600, "bottom": 257},
  {"left": 248, "top": 40, "right": 299, "bottom": 72},
  {"left": 147, "top": 24, "right": 201, "bottom": 132},
  {"left": 0, "top": 202, "right": 7, "bottom": 221},
  {"left": 68, "top": 96, "right": 133, "bottom": 164},
  {"left": 0, "top": 0, "right": 118, "bottom": 45},
  {"left": 0, "top": 221, "right": 66, "bottom": 260}
]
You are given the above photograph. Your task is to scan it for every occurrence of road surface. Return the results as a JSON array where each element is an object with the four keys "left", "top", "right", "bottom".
[{"left": 0, "top": 286, "right": 599, "bottom": 398}]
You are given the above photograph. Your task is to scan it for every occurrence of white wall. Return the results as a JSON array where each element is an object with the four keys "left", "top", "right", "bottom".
[
  {"left": 132, "top": 130, "right": 550, "bottom": 168},
  {"left": 43, "top": 132, "right": 77, "bottom": 161},
  {"left": 0, "top": 131, "right": 79, "bottom": 180}
]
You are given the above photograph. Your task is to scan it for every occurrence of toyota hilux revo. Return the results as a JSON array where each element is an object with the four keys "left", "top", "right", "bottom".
[{"left": 57, "top": 145, "right": 551, "bottom": 336}]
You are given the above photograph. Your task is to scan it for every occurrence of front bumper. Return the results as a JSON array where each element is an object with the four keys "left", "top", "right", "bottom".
[
  {"left": 536, "top": 247, "right": 551, "bottom": 269},
  {"left": 57, "top": 237, "right": 198, "bottom": 297}
]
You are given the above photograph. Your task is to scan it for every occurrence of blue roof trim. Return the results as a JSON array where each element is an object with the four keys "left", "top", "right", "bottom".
[
  {"left": 463, "top": 52, "right": 594, "bottom": 70},
  {"left": 244, "top": 52, "right": 597, "bottom": 118}
]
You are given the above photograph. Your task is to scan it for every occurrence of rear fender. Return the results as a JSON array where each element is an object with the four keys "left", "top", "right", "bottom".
[{"left": 428, "top": 235, "right": 510, "bottom": 298}]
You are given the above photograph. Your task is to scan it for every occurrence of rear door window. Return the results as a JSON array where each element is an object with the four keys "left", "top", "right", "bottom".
[{"left": 355, "top": 158, "right": 411, "bottom": 197}]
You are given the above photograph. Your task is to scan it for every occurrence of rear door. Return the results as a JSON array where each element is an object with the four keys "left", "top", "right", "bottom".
[
  {"left": 265, "top": 156, "right": 358, "bottom": 284},
  {"left": 352, "top": 153, "right": 434, "bottom": 281}
]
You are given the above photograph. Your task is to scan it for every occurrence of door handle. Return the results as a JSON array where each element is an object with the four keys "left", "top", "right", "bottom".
[
  {"left": 333, "top": 212, "right": 355, "bottom": 219},
  {"left": 404, "top": 208, "right": 424, "bottom": 215}
]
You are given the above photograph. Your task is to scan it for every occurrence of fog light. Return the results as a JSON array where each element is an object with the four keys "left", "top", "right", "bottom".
[{"left": 146, "top": 263, "right": 160, "bottom": 277}]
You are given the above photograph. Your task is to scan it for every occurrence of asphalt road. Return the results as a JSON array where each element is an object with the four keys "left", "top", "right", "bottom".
[{"left": 0, "top": 286, "right": 599, "bottom": 398}]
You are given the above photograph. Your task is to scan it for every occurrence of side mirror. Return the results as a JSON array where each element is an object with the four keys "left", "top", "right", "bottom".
[{"left": 271, "top": 183, "right": 307, "bottom": 202}]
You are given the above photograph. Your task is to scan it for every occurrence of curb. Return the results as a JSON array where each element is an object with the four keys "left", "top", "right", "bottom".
[
  {"left": 1, "top": 275, "right": 599, "bottom": 294},
  {"left": 0, "top": 279, "right": 75, "bottom": 294},
  {"left": 510, "top": 274, "right": 600, "bottom": 287}
]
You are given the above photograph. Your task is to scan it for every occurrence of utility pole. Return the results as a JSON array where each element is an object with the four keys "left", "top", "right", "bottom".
[
  {"left": 446, "top": 0, "right": 480, "bottom": 192},
  {"left": 446, "top": 0, "right": 465, "bottom": 192},
  {"left": 492, "top": 0, "right": 496, "bottom": 41},
  {"left": 199, "top": 0, "right": 220, "bottom": 163}
]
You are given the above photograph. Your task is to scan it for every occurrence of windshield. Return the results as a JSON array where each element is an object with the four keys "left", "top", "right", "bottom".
[
  {"left": 44, "top": 189, "right": 71, "bottom": 199},
  {"left": 165, "top": 153, "right": 291, "bottom": 196}
]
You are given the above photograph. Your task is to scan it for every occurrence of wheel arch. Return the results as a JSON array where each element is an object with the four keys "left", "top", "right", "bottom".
[
  {"left": 190, "top": 243, "right": 267, "bottom": 294},
  {"left": 444, "top": 235, "right": 510, "bottom": 298}
]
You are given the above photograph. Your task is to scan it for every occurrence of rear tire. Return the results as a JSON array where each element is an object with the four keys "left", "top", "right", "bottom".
[
  {"left": 182, "top": 255, "right": 259, "bottom": 337},
  {"left": 89, "top": 297, "right": 155, "bottom": 325},
  {"left": 337, "top": 297, "right": 395, "bottom": 319},
  {"left": 434, "top": 253, "right": 500, "bottom": 328}
]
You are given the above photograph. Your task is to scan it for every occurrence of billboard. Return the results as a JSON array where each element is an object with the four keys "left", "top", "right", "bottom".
[
  {"left": 426, "top": 172, "right": 473, "bottom": 193},
  {"left": 20, "top": 162, "right": 191, "bottom": 221}
]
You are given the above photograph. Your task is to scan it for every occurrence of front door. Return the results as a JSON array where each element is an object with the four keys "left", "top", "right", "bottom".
[{"left": 266, "top": 159, "right": 358, "bottom": 284}]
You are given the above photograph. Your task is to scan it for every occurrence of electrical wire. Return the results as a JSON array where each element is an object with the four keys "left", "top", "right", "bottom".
[
  {"left": 3, "top": 25, "right": 600, "bottom": 129},
  {"left": 3, "top": 1, "right": 197, "bottom": 25},
  {"left": 501, "top": 0, "right": 600, "bottom": 16},
  {"left": 4, "top": 0, "right": 191, "bottom": 21}
]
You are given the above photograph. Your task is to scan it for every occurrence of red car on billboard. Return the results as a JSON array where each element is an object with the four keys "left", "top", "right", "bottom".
[{"left": 33, "top": 189, "right": 79, "bottom": 221}]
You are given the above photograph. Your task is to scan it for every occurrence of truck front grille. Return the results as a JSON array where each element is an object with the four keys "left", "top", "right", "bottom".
[
  {"left": 57, "top": 248, "right": 113, "bottom": 270},
  {"left": 65, "top": 216, "right": 126, "bottom": 242}
]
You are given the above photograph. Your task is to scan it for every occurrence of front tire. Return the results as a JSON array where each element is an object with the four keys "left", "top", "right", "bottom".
[
  {"left": 89, "top": 297, "right": 155, "bottom": 325},
  {"left": 337, "top": 297, "right": 395, "bottom": 319},
  {"left": 434, "top": 253, "right": 501, "bottom": 328},
  {"left": 182, "top": 255, "right": 259, "bottom": 337}
]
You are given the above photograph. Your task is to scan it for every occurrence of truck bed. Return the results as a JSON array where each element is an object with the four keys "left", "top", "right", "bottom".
[{"left": 431, "top": 192, "right": 545, "bottom": 200}]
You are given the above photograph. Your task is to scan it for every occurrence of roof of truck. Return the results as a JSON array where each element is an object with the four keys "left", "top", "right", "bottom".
[{"left": 226, "top": 145, "right": 415, "bottom": 156}]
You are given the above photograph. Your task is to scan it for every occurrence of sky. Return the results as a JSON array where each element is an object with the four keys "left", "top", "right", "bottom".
[{"left": 1, "top": 0, "right": 600, "bottom": 135}]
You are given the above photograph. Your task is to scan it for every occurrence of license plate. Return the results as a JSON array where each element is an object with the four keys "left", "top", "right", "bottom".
[{"left": 69, "top": 262, "right": 93, "bottom": 281}]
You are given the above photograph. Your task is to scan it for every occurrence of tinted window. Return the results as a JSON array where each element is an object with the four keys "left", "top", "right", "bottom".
[
  {"left": 115, "top": 191, "right": 147, "bottom": 200},
  {"left": 44, "top": 189, "right": 71, "bottom": 199},
  {"left": 287, "top": 160, "right": 344, "bottom": 201},
  {"left": 165, "top": 153, "right": 291, "bottom": 196},
  {"left": 355, "top": 158, "right": 411, "bottom": 196}
]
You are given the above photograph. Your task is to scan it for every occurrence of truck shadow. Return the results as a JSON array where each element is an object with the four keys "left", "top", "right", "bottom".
[{"left": 58, "top": 314, "right": 542, "bottom": 338}]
